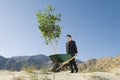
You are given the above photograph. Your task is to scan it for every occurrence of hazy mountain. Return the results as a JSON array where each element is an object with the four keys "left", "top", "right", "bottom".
[
  {"left": 0, "top": 56, "right": 7, "bottom": 69},
  {"left": 0, "top": 54, "right": 50, "bottom": 71}
]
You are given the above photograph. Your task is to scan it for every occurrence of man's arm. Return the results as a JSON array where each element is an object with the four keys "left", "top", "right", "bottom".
[
  {"left": 73, "top": 41, "right": 78, "bottom": 55},
  {"left": 66, "top": 42, "right": 69, "bottom": 54}
]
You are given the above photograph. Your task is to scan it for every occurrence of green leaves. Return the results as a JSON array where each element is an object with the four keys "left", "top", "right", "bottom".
[{"left": 35, "top": 4, "right": 61, "bottom": 46}]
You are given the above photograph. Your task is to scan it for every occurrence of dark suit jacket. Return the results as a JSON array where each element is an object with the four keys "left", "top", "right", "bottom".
[{"left": 66, "top": 40, "right": 78, "bottom": 56}]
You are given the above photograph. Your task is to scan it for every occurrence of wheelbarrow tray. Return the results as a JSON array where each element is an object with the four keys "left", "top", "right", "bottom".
[{"left": 49, "top": 54, "right": 71, "bottom": 63}]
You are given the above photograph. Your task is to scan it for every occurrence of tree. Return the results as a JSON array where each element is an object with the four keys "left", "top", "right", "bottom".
[{"left": 35, "top": 5, "right": 62, "bottom": 54}]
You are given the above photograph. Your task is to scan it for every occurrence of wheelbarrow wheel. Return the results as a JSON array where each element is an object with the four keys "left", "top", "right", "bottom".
[{"left": 52, "top": 63, "right": 61, "bottom": 72}]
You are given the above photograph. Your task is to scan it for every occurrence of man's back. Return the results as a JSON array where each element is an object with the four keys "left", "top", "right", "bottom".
[{"left": 66, "top": 40, "right": 78, "bottom": 56}]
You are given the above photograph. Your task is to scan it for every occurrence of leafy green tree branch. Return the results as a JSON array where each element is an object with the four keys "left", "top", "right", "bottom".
[{"left": 35, "top": 4, "right": 62, "bottom": 54}]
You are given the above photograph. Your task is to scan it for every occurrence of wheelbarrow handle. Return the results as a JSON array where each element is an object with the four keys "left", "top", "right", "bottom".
[{"left": 56, "top": 55, "right": 76, "bottom": 71}]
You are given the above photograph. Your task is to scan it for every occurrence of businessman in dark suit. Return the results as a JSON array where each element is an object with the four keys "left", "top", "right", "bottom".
[{"left": 66, "top": 34, "right": 78, "bottom": 73}]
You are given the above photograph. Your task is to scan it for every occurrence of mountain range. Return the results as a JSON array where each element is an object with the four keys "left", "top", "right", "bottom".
[{"left": 0, "top": 54, "right": 50, "bottom": 71}]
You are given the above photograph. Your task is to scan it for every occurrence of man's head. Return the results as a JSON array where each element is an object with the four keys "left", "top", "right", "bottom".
[{"left": 66, "top": 34, "right": 72, "bottom": 41}]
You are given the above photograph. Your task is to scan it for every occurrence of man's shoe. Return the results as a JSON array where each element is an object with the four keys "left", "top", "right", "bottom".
[
  {"left": 75, "top": 70, "right": 78, "bottom": 73},
  {"left": 70, "top": 71, "right": 74, "bottom": 73}
]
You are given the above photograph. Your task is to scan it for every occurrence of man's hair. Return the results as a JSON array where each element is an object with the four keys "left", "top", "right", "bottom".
[{"left": 66, "top": 34, "right": 72, "bottom": 38}]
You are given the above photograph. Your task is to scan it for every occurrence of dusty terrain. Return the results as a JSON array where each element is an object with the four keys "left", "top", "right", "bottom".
[{"left": 0, "top": 68, "right": 120, "bottom": 80}]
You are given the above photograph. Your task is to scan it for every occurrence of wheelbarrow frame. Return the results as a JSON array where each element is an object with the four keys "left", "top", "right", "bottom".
[{"left": 49, "top": 54, "right": 76, "bottom": 71}]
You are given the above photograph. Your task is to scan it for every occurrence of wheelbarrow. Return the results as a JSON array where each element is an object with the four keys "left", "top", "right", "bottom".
[{"left": 49, "top": 54, "right": 76, "bottom": 72}]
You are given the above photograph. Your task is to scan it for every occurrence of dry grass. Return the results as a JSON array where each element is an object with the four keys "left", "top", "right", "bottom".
[
  {"left": 79, "top": 55, "right": 120, "bottom": 72},
  {"left": 22, "top": 65, "right": 37, "bottom": 73}
]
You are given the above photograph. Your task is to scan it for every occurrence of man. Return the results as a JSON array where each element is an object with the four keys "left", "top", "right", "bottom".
[{"left": 66, "top": 34, "right": 78, "bottom": 73}]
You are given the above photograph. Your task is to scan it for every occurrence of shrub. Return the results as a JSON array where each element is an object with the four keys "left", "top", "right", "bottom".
[{"left": 22, "top": 65, "right": 37, "bottom": 73}]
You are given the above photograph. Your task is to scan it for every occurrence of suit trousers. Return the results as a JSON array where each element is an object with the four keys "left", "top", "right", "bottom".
[{"left": 69, "top": 56, "right": 78, "bottom": 72}]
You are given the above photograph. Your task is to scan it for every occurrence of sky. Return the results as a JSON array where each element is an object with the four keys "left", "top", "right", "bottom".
[{"left": 0, "top": 0, "right": 120, "bottom": 61}]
